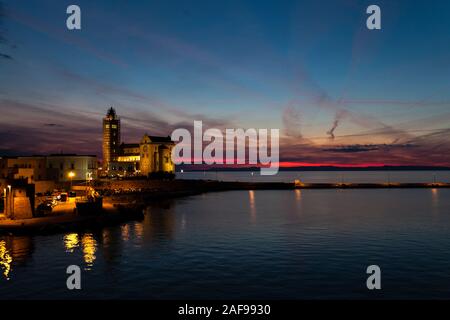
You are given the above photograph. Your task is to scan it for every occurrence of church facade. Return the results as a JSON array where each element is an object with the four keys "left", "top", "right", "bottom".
[{"left": 102, "top": 108, "right": 175, "bottom": 177}]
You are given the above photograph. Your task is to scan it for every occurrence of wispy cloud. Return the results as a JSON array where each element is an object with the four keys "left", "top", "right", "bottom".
[
  {"left": 282, "top": 104, "right": 302, "bottom": 138},
  {"left": 0, "top": 0, "right": 13, "bottom": 60},
  {"left": 6, "top": 7, "right": 127, "bottom": 67}
]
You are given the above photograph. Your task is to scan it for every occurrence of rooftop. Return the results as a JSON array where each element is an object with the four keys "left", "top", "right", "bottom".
[{"left": 147, "top": 135, "right": 173, "bottom": 143}]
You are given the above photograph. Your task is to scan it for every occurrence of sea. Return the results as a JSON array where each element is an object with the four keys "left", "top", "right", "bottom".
[{"left": 1, "top": 170, "right": 450, "bottom": 299}]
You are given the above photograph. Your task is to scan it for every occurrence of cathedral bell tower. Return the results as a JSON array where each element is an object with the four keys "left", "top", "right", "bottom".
[{"left": 102, "top": 107, "right": 121, "bottom": 172}]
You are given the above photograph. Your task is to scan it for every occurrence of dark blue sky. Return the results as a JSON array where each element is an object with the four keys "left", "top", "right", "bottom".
[{"left": 1, "top": 0, "right": 449, "bottom": 165}]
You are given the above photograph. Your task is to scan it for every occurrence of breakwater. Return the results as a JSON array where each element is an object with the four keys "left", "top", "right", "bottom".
[{"left": 96, "top": 179, "right": 450, "bottom": 204}]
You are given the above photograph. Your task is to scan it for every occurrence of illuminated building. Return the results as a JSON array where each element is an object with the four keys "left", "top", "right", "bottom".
[
  {"left": 46, "top": 154, "right": 97, "bottom": 182},
  {"left": 102, "top": 108, "right": 175, "bottom": 176},
  {"left": 102, "top": 107, "right": 121, "bottom": 172},
  {"left": 0, "top": 156, "right": 46, "bottom": 183},
  {"left": 0, "top": 155, "right": 97, "bottom": 183},
  {"left": 139, "top": 134, "right": 174, "bottom": 175}
]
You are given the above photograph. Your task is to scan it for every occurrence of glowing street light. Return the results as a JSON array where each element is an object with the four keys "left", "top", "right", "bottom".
[
  {"left": 6, "top": 185, "right": 12, "bottom": 216},
  {"left": 68, "top": 171, "right": 75, "bottom": 189}
]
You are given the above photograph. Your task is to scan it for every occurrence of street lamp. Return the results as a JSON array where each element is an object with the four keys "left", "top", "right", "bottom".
[
  {"left": 68, "top": 171, "right": 75, "bottom": 190},
  {"left": 6, "top": 185, "right": 11, "bottom": 217}
]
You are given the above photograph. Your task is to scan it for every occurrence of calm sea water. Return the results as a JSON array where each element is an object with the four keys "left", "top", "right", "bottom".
[
  {"left": 1, "top": 172, "right": 450, "bottom": 299},
  {"left": 176, "top": 170, "right": 450, "bottom": 183}
]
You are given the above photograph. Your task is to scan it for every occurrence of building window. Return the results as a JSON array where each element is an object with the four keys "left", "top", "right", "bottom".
[
  {"left": 71, "top": 163, "right": 75, "bottom": 170},
  {"left": 60, "top": 163, "right": 63, "bottom": 170}
]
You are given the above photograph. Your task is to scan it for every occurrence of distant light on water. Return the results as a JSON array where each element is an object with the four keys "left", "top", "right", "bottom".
[
  {"left": 431, "top": 188, "right": 439, "bottom": 206},
  {"left": 295, "top": 189, "right": 302, "bottom": 201},
  {"left": 248, "top": 190, "right": 256, "bottom": 222}
]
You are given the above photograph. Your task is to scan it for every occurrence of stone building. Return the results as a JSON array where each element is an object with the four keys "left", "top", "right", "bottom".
[
  {"left": 46, "top": 154, "right": 98, "bottom": 182},
  {"left": 139, "top": 134, "right": 174, "bottom": 175},
  {"left": 102, "top": 107, "right": 121, "bottom": 172},
  {"left": 0, "top": 154, "right": 97, "bottom": 183},
  {"left": 103, "top": 108, "right": 175, "bottom": 177}
]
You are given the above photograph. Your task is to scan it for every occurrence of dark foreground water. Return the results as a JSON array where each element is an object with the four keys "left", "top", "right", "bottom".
[{"left": 1, "top": 188, "right": 450, "bottom": 299}]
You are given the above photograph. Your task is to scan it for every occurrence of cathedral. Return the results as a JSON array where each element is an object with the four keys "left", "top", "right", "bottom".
[{"left": 102, "top": 107, "right": 175, "bottom": 176}]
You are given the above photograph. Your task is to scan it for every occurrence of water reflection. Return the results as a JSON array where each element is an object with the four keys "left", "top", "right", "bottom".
[
  {"left": 101, "top": 228, "right": 124, "bottom": 265},
  {"left": 0, "top": 240, "right": 12, "bottom": 280},
  {"left": 81, "top": 234, "right": 97, "bottom": 267},
  {"left": 3, "top": 189, "right": 450, "bottom": 299},
  {"left": 295, "top": 189, "right": 302, "bottom": 202},
  {"left": 143, "top": 201, "right": 176, "bottom": 244},
  {"left": 181, "top": 213, "right": 187, "bottom": 231},
  {"left": 0, "top": 236, "right": 34, "bottom": 280},
  {"left": 430, "top": 188, "right": 440, "bottom": 219},
  {"left": 121, "top": 224, "right": 130, "bottom": 241},
  {"left": 431, "top": 188, "right": 439, "bottom": 206},
  {"left": 134, "top": 223, "right": 144, "bottom": 239},
  {"left": 248, "top": 190, "right": 256, "bottom": 222},
  {"left": 64, "top": 233, "right": 80, "bottom": 253},
  {"left": 63, "top": 232, "right": 97, "bottom": 268}
]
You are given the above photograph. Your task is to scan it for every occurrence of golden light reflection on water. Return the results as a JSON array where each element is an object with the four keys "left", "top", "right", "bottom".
[
  {"left": 295, "top": 189, "right": 302, "bottom": 202},
  {"left": 64, "top": 233, "right": 80, "bottom": 252},
  {"left": 121, "top": 224, "right": 130, "bottom": 241},
  {"left": 134, "top": 223, "right": 144, "bottom": 239},
  {"left": 431, "top": 188, "right": 439, "bottom": 211},
  {"left": 64, "top": 233, "right": 97, "bottom": 268},
  {"left": 248, "top": 190, "right": 256, "bottom": 222},
  {"left": 81, "top": 234, "right": 97, "bottom": 267},
  {"left": 0, "top": 240, "right": 12, "bottom": 280}
]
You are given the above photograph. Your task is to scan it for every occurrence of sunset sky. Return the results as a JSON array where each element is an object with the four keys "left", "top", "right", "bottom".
[{"left": 1, "top": 0, "right": 450, "bottom": 166}]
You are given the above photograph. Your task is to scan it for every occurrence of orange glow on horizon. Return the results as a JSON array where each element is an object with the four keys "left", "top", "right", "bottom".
[{"left": 278, "top": 161, "right": 388, "bottom": 168}]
